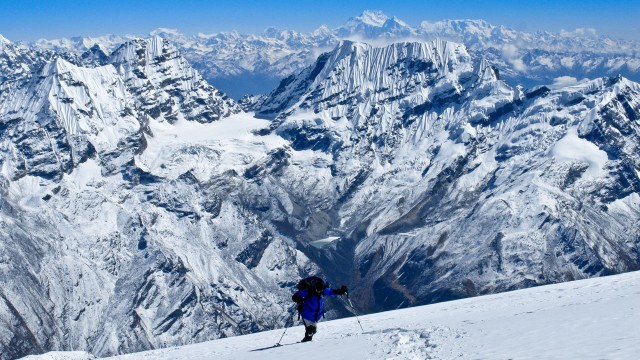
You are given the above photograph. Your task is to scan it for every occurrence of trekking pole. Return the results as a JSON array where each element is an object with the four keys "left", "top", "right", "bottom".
[
  {"left": 275, "top": 304, "right": 298, "bottom": 346},
  {"left": 345, "top": 292, "right": 365, "bottom": 334},
  {"left": 275, "top": 325, "right": 289, "bottom": 346}
]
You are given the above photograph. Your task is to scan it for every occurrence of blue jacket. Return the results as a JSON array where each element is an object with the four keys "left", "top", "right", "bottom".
[{"left": 293, "top": 287, "right": 337, "bottom": 322}]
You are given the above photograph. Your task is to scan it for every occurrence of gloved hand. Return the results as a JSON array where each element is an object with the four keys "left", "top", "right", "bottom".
[
  {"left": 292, "top": 294, "right": 304, "bottom": 303},
  {"left": 334, "top": 285, "right": 348, "bottom": 295}
]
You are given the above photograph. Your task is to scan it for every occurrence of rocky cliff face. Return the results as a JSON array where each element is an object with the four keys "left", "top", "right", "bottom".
[{"left": 109, "top": 36, "right": 240, "bottom": 124}]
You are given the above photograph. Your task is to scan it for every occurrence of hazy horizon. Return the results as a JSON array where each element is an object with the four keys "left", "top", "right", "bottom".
[{"left": 1, "top": 0, "right": 639, "bottom": 43}]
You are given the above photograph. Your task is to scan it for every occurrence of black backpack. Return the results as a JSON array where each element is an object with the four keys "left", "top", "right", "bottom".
[{"left": 296, "top": 276, "right": 327, "bottom": 293}]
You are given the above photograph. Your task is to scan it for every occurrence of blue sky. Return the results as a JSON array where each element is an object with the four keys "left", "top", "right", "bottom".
[{"left": 1, "top": 0, "right": 638, "bottom": 42}]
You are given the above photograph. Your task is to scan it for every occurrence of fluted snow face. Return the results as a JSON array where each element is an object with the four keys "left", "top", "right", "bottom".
[
  {"left": 36, "top": 59, "right": 136, "bottom": 143},
  {"left": 257, "top": 40, "right": 499, "bottom": 163},
  {"left": 260, "top": 40, "right": 473, "bottom": 114},
  {"left": 0, "top": 59, "right": 138, "bottom": 181}
]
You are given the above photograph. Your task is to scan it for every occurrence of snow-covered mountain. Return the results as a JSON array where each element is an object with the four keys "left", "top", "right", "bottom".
[
  {"left": 1, "top": 36, "right": 240, "bottom": 181},
  {"left": 2, "top": 19, "right": 640, "bottom": 360},
  {"left": 24, "top": 270, "right": 640, "bottom": 360},
  {"left": 25, "top": 10, "right": 640, "bottom": 99},
  {"left": 249, "top": 39, "right": 640, "bottom": 311},
  {"left": 0, "top": 36, "right": 309, "bottom": 359}
]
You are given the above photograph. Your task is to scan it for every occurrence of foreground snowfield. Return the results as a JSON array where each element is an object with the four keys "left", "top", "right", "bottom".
[{"left": 25, "top": 271, "right": 640, "bottom": 360}]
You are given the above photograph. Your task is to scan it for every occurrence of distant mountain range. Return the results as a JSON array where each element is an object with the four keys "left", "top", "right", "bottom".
[{"left": 4, "top": 10, "right": 640, "bottom": 98}]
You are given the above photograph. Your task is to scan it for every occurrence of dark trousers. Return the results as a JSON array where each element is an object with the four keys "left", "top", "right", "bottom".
[{"left": 302, "top": 318, "right": 317, "bottom": 341}]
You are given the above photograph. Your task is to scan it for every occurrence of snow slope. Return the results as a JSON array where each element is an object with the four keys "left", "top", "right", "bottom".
[{"left": 24, "top": 270, "right": 640, "bottom": 360}]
